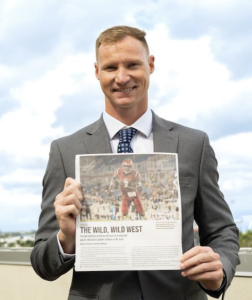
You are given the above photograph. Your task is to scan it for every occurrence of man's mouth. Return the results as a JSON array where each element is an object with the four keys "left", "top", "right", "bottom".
[{"left": 113, "top": 86, "right": 136, "bottom": 93}]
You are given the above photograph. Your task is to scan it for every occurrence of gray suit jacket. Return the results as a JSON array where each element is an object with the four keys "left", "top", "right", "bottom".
[{"left": 31, "top": 112, "right": 239, "bottom": 300}]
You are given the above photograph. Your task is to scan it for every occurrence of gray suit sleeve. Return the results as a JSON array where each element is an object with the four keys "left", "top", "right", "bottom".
[
  {"left": 194, "top": 133, "right": 240, "bottom": 298},
  {"left": 30, "top": 140, "right": 75, "bottom": 280}
]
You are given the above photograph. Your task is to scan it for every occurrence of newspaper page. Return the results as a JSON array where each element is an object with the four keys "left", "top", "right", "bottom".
[{"left": 75, "top": 153, "right": 182, "bottom": 271}]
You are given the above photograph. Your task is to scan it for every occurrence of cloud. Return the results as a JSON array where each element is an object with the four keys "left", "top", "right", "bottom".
[
  {"left": 0, "top": 0, "right": 63, "bottom": 65},
  {"left": 147, "top": 24, "right": 252, "bottom": 138},
  {"left": 0, "top": 0, "right": 154, "bottom": 66},
  {"left": 51, "top": 52, "right": 104, "bottom": 133},
  {"left": 149, "top": 25, "right": 229, "bottom": 121},
  {"left": 211, "top": 132, "right": 252, "bottom": 218},
  {"left": 212, "top": 132, "right": 252, "bottom": 177},
  {"left": 177, "top": 87, "right": 252, "bottom": 140},
  {"left": 0, "top": 64, "right": 20, "bottom": 117},
  {"left": 0, "top": 167, "right": 43, "bottom": 193},
  {"left": 0, "top": 185, "right": 41, "bottom": 231},
  {"left": 134, "top": 0, "right": 252, "bottom": 79},
  {"left": 1, "top": 0, "right": 252, "bottom": 80},
  {"left": 0, "top": 93, "right": 18, "bottom": 118},
  {"left": 0, "top": 152, "right": 14, "bottom": 176},
  {"left": 53, "top": 91, "right": 103, "bottom": 134}
]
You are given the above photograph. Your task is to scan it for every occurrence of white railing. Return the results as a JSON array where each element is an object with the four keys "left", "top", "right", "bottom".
[{"left": 236, "top": 247, "right": 252, "bottom": 277}]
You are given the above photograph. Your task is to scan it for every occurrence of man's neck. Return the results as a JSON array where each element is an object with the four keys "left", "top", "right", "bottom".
[{"left": 105, "top": 106, "right": 148, "bottom": 125}]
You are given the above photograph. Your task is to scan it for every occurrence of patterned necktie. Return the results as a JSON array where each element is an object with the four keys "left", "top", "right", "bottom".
[{"left": 117, "top": 127, "right": 137, "bottom": 153}]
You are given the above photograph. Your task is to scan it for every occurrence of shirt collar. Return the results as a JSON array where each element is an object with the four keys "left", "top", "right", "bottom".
[{"left": 103, "top": 108, "right": 153, "bottom": 139}]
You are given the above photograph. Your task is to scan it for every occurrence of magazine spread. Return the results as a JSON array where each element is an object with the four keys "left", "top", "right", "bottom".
[{"left": 75, "top": 153, "right": 182, "bottom": 271}]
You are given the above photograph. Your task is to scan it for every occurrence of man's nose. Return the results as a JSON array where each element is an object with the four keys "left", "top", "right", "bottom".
[{"left": 115, "top": 67, "right": 130, "bottom": 84}]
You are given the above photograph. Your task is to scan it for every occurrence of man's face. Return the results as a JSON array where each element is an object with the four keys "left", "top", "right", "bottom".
[
  {"left": 95, "top": 36, "right": 155, "bottom": 115},
  {"left": 122, "top": 164, "right": 132, "bottom": 174}
]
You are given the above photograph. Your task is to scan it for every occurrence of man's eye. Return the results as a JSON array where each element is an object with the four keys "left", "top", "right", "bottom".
[
  {"left": 128, "top": 63, "right": 137, "bottom": 68},
  {"left": 106, "top": 66, "right": 116, "bottom": 71}
]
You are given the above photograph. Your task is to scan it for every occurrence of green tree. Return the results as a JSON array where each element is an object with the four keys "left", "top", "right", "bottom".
[
  {"left": 239, "top": 230, "right": 252, "bottom": 247},
  {"left": 17, "top": 239, "right": 34, "bottom": 247}
]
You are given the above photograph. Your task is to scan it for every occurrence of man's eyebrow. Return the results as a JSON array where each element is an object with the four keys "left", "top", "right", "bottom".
[
  {"left": 126, "top": 59, "right": 143, "bottom": 64},
  {"left": 100, "top": 61, "right": 116, "bottom": 69},
  {"left": 102, "top": 58, "right": 144, "bottom": 67}
]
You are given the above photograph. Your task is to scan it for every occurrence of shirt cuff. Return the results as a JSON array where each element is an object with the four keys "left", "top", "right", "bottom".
[
  {"left": 199, "top": 269, "right": 227, "bottom": 292},
  {"left": 56, "top": 231, "right": 75, "bottom": 261}
]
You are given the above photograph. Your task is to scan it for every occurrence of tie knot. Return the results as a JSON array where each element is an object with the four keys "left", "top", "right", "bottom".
[
  {"left": 118, "top": 127, "right": 137, "bottom": 143},
  {"left": 117, "top": 127, "right": 137, "bottom": 153}
]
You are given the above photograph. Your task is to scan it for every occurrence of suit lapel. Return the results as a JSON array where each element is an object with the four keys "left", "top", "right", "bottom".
[
  {"left": 82, "top": 112, "right": 178, "bottom": 155},
  {"left": 152, "top": 111, "right": 179, "bottom": 153},
  {"left": 83, "top": 115, "right": 112, "bottom": 154}
]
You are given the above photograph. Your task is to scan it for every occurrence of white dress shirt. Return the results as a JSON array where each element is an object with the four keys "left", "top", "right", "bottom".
[{"left": 103, "top": 108, "right": 154, "bottom": 153}]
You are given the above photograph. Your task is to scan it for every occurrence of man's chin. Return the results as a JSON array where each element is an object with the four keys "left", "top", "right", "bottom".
[
  {"left": 112, "top": 98, "right": 137, "bottom": 108},
  {"left": 105, "top": 95, "right": 147, "bottom": 112}
]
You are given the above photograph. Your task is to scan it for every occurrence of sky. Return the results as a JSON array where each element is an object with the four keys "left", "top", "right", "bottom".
[{"left": 0, "top": 0, "right": 251, "bottom": 232}]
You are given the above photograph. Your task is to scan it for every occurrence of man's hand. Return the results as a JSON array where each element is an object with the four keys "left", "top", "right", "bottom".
[
  {"left": 180, "top": 246, "right": 224, "bottom": 290},
  {"left": 54, "top": 177, "right": 83, "bottom": 254}
]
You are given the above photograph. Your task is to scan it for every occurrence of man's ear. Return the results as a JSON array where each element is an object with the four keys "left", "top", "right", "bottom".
[
  {"left": 149, "top": 55, "right": 155, "bottom": 74},
  {"left": 94, "top": 62, "right": 99, "bottom": 80}
]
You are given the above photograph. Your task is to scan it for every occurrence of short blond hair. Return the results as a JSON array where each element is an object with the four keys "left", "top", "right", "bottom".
[{"left": 95, "top": 25, "right": 149, "bottom": 60}]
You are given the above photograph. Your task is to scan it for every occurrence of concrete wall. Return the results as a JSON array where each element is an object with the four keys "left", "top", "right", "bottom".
[
  {"left": 0, "top": 264, "right": 251, "bottom": 300},
  {"left": 0, "top": 264, "right": 72, "bottom": 300}
]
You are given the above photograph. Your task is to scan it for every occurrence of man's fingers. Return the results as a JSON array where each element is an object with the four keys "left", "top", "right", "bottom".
[
  {"left": 179, "top": 246, "right": 224, "bottom": 290},
  {"left": 180, "top": 250, "right": 220, "bottom": 270},
  {"left": 54, "top": 178, "right": 83, "bottom": 221},
  {"left": 55, "top": 182, "right": 83, "bottom": 203},
  {"left": 55, "top": 194, "right": 82, "bottom": 211},
  {"left": 181, "top": 260, "right": 223, "bottom": 277},
  {"left": 55, "top": 202, "right": 81, "bottom": 219},
  {"left": 180, "top": 246, "right": 211, "bottom": 263},
  {"left": 64, "top": 177, "right": 82, "bottom": 192}
]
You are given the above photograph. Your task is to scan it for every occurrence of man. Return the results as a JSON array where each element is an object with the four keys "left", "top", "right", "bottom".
[
  {"left": 31, "top": 26, "right": 239, "bottom": 300},
  {"left": 111, "top": 158, "right": 146, "bottom": 220}
]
